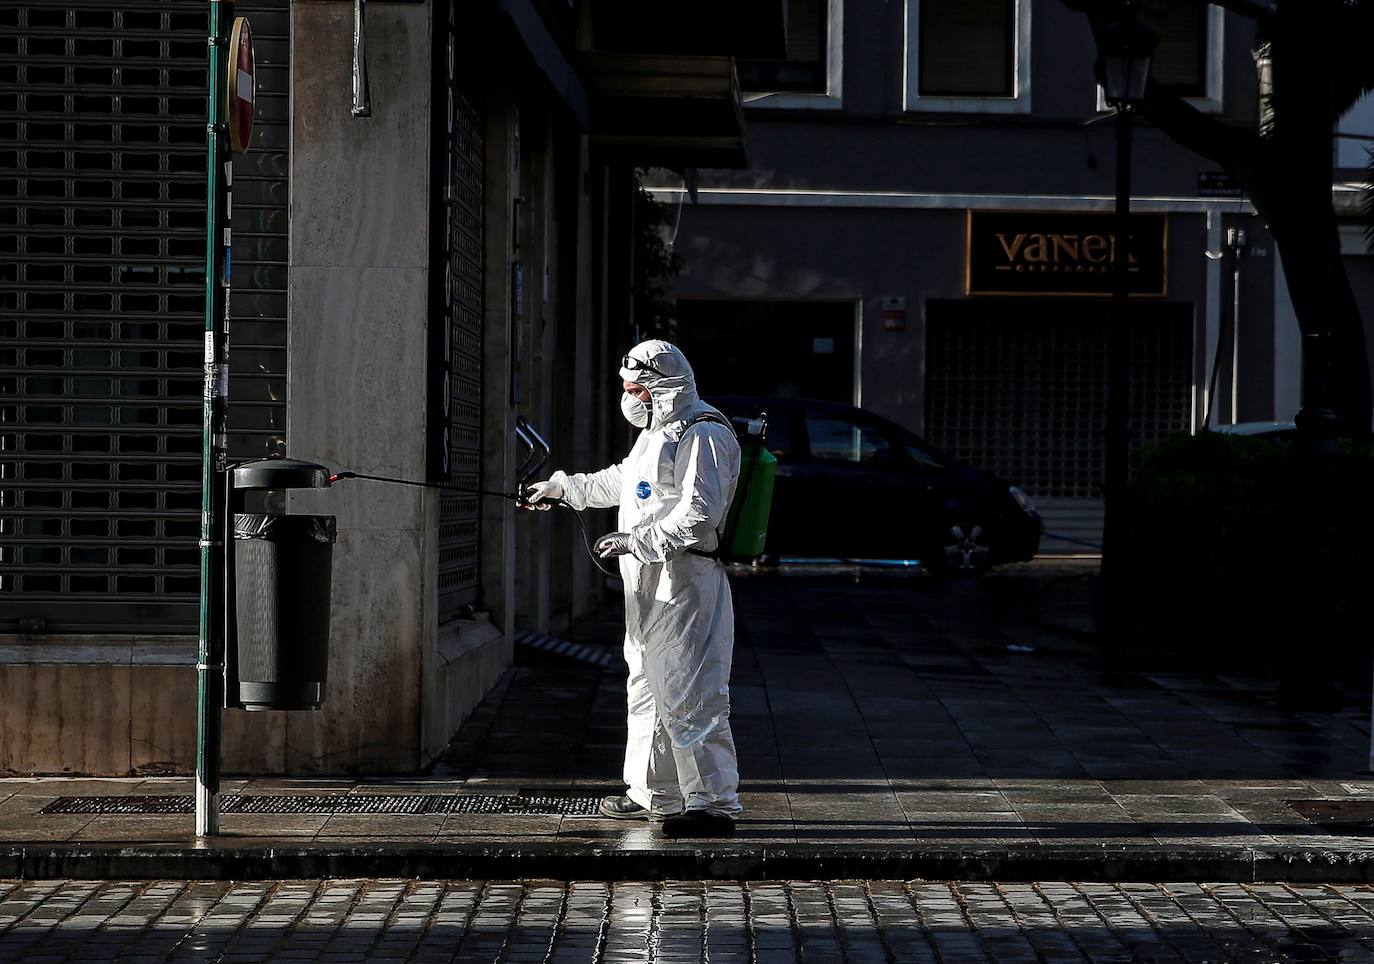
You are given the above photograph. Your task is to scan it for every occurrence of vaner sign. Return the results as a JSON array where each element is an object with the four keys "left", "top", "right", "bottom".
[{"left": 966, "top": 210, "right": 1168, "bottom": 297}]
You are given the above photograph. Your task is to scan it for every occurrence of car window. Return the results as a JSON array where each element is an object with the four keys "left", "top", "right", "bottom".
[
  {"left": 717, "top": 404, "right": 793, "bottom": 459},
  {"left": 760, "top": 411, "right": 792, "bottom": 459},
  {"left": 804, "top": 414, "right": 902, "bottom": 463},
  {"left": 896, "top": 434, "right": 946, "bottom": 470}
]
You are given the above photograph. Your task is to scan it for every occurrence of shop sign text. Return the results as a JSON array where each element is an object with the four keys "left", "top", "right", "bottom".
[{"left": 966, "top": 210, "right": 1168, "bottom": 297}]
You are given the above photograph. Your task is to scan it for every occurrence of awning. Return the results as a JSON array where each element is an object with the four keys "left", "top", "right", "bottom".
[
  {"left": 581, "top": 53, "right": 747, "bottom": 168},
  {"left": 586, "top": 0, "right": 787, "bottom": 60}
]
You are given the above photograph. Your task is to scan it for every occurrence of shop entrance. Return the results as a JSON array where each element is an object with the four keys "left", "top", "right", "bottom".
[
  {"left": 674, "top": 300, "right": 858, "bottom": 404},
  {"left": 923, "top": 299, "right": 1194, "bottom": 553}
]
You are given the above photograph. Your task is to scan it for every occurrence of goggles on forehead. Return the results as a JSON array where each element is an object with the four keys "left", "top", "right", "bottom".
[{"left": 621, "top": 354, "right": 667, "bottom": 379}]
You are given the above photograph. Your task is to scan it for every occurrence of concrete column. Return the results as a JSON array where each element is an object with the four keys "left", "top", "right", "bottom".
[
  {"left": 514, "top": 100, "right": 553, "bottom": 635},
  {"left": 480, "top": 88, "right": 519, "bottom": 643},
  {"left": 279, "top": 0, "right": 434, "bottom": 772},
  {"left": 567, "top": 135, "right": 599, "bottom": 621},
  {"left": 532, "top": 109, "right": 556, "bottom": 633},
  {"left": 1200, "top": 208, "right": 1222, "bottom": 431}
]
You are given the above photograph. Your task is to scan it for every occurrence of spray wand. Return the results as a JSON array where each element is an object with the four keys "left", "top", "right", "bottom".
[{"left": 325, "top": 418, "right": 620, "bottom": 575}]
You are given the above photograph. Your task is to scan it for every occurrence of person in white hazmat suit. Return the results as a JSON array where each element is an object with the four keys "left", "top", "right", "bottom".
[{"left": 524, "top": 340, "right": 743, "bottom": 837}]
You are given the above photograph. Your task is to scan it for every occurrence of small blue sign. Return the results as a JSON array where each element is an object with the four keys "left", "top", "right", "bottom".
[{"left": 636, "top": 481, "right": 652, "bottom": 500}]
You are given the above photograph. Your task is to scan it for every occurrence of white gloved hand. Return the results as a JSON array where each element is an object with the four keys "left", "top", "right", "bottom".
[
  {"left": 595, "top": 531, "right": 633, "bottom": 558},
  {"left": 521, "top": 479, "right": 563, "bottom": 510}
]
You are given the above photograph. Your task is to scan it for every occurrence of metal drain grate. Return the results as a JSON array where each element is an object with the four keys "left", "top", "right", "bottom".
[
  {"left": 42, "top": 792, "right": 602, "bottom": 817},
  {"left": 43, "top": 795, "right": 198, "bottom": 815},
  {"left": 1286, "top": 799, "right": 1374, "bottom": 835},
  {"left": 228, "top": 795, "right": 440, "bottom": 815},
  {"left": 451, "top": 793, "right": 602, "bottom": 816}
]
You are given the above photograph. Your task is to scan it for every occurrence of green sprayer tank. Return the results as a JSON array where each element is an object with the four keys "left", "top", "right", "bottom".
[
  {"left": 687, "top": 411, "right": 777, "bottom": 562},
  {"left": 721, "top": 437, "right": 777, "bottom": 561}
]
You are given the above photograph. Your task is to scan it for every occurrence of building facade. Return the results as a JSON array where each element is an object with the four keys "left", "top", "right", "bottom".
[
  {"left": 0, "top": 0, "right": 780, "bottom": 774},
  {"left": 654, "top": 0, "right": 1374, "bottom": 551}
]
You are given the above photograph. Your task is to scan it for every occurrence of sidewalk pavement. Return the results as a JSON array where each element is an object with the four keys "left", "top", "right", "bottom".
[{"left": 4, "top": 560, "right": 1374, "bottom": 882}]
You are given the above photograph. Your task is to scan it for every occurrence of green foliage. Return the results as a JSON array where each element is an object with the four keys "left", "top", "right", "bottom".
[{"left": 1122, "top": 431, "right": 1374, "bottom": 669}]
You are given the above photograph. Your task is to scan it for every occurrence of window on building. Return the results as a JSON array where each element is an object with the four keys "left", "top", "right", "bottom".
[
  {"left": 738, "top": 0, "right": 828, "bottom": 94},
  {"left": 904, "top": 0, "right": 1029, "bottom": 113},
  {"left": 1138, "top": 0, "right": 1208, "bottom": 98},
  {"left": 917, "top": 0, "right": 1014, "bottom": 97}
]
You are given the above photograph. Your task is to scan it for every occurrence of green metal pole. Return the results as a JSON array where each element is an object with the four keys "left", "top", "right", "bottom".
[{"left": 197, "top": 0, "right": 233, "bottom": 838}]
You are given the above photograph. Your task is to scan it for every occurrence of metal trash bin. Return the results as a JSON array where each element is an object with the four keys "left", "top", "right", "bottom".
[{"left": 229, "top": 459, "right": 334, "bottom": 711}]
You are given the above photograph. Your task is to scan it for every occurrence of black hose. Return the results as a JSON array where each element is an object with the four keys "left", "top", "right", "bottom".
[
  {"left": 328, "top": 470, "right": 621, "bottom": 576},
  {"left": 548, "top": 499, "right": 622, "bottom": 577},
  {"left": 328, "top": 470, "right": 517, "bottom": 501}
]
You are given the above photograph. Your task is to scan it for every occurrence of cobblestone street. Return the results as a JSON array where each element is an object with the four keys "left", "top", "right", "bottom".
[{"left": 3, "top": 878, "right": 1374, "bottom": 962}]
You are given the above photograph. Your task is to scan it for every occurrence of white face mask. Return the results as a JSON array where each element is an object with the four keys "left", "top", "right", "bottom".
[{"left": 620, "top": 391, "right": 650, "bottom": 428}]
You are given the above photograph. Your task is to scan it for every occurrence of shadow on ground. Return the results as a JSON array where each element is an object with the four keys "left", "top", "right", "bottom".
[{"left": 433, "top": 560, "right": 1374, "bottom": 849}]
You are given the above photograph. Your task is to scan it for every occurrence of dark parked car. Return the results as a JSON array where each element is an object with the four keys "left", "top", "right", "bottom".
[
  {"left": 710, "top": 396, "right": 1042, "bottom": 575},
  {"left": 1212, "top": 421, "right": 1297, "bottom": 439}
]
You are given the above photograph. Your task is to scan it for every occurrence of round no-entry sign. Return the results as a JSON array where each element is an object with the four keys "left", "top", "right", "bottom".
[{"left": 227, "top": 17, "right": 255, "bottom": 154}]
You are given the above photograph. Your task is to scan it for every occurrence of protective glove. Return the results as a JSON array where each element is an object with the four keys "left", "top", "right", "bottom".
[
  {"left": 595, "top": 531, "right": 633, "bottom": 559},
  {"left": 521, "top": 479, "right": 563, "bottom": 511}
]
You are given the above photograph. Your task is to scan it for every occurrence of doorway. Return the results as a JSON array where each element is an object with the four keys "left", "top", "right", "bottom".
[
  {"left": 673, "top": 300, "right": 858, "bottom": 404},
  {"left": 923, "top": 299, "right": 1194, "bottom": 552}
]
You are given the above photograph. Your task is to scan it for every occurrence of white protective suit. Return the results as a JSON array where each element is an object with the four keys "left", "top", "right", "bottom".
[{"left": 549, "top": 341, "right": 743, "bottom": 816}]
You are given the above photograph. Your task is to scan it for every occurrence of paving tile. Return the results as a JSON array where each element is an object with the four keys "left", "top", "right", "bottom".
[
  {"left": 0, "top": 793, "right": 61, "bottom": 818},
  {"left": 880, "top": 758, "right": 990, "bottom": 780},
  {"left": 72, "top": 817, "right": 196, "bottom": 844},
  {"left": 317, "top": 815, "right": 447, "bottom": 838},
  {"left": 894, "top": 790, "right": 1014, "bottom": 814},
  {"left": 436, "top": 815, "right": 562, "bottom": 837},
  {"left": 214, "top": 815, "right": 330, "bottom": 838}
]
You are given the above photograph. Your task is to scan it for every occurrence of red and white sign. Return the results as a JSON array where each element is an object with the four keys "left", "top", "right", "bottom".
[
  {"left": 227, "top": 17, "right": 255, "bottom": 154},
  {"left": 881, "top": 296, "right": 907, "bottom": 331}
]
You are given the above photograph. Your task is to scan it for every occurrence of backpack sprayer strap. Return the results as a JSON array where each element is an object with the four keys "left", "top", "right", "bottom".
[{"left": 679, "top": 411, "right": 741, "bottom": 562}]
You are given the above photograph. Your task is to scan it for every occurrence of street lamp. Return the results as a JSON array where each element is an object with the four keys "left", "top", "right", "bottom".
[
  {"left": 1096, "top": 20, "right": 1155, "bottom": 108},
  {"left": 1093, "top": 15, "right": 1155, "bottom": 649}
]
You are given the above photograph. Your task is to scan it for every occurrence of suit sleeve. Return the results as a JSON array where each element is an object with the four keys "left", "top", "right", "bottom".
[
  {"left": 549, "top": 461, "right": 624, "bottom": 511},
  {"left": 627, "top": 424, "right": 740, "bottom": 563}
]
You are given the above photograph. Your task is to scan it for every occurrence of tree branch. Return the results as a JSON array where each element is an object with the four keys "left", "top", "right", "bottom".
[{"left": 1137, "top": 79, "right": 1260, "bottom": 170}]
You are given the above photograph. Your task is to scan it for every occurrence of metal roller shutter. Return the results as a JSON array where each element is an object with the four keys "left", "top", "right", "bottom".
[
  {"left": 923, "top": 299, "right": 1194, "bottom": 500},
  {"left": 437, "top": 29, "right": 485, "bottom": 619},
  {"left": 0, "top": 0, "right": 290, "bottom": 634},
  {"left": 228, "top": 0, "right": 290, "bottom": 464}
]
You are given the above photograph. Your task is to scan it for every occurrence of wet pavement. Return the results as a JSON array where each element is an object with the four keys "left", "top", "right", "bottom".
[
  {"left": 435, "top": 560, "right": 1374, "bottom": 853},
  {"left": 3, "top": 560, "right": 1374, "bottom": 880},
  {"left": 4, "top": 877, "right": 1374, "bottom": 962}
]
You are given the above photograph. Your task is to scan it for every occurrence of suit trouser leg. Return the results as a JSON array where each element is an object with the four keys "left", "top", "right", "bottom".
[
  {"left": 670, "top": 715, "right": 742, "bottom": 816},
  {"left": 621, "top": 635, "right": 684, "bottom": 815}
]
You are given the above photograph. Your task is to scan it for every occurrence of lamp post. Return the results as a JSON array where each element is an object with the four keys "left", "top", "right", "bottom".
[{"left": 1094, "top": 16, "right": 1155, "bottom": 648}]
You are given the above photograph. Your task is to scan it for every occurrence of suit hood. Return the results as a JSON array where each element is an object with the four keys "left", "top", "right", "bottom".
[{"left": 619, "top": 340, "right": 701, "bottom": 430}]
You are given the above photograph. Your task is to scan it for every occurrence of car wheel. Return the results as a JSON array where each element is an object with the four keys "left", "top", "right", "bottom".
[{"left": 927, "top": 519, "right": 994, "bottom": 577}]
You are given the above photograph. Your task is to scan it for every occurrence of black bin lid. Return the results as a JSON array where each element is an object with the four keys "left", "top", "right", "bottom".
[{"left": 232, "top": 458, "right": 330, "bottom": 491}]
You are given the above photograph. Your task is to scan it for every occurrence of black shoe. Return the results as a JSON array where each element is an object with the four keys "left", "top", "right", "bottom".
[
  {"left": 598, "top": 794, "right": 650, "bottom": 820},
  {"left": 661, "top": 809, "right": 736, "bottom": 838}
]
